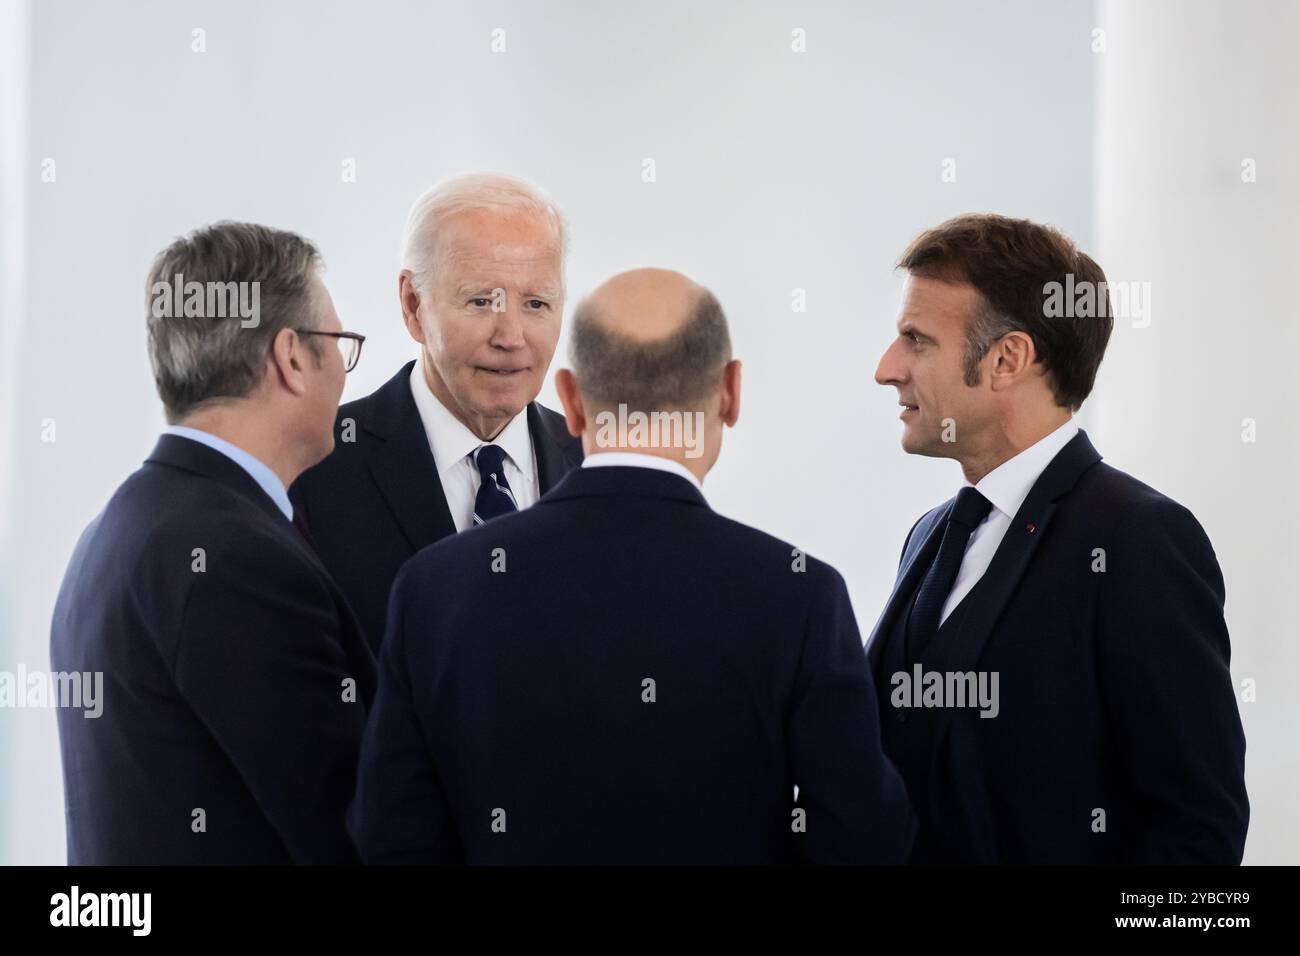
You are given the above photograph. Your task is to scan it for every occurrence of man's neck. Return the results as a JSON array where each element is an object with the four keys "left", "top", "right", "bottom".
[
  {"left": 175, "top": 408, "right": 301, "bottom": 489},
  {"left": 958, "top": 409, "right": 1072, "bottom": 485}
]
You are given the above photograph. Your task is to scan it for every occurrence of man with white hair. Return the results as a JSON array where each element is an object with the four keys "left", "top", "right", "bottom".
[{"left": 291, "top": 173, "right": 582, "bottom": 649}]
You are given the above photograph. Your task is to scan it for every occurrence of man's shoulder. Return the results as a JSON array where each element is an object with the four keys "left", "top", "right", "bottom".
[
  {"left": 398, "top": 490, "right": 845, "bottom": 601},
  {"left": 1072, "top": 460, "right": 1202, "bottom": 531},
  {"left": 68, "top": 462, "right": 309, "bottom": 617}
]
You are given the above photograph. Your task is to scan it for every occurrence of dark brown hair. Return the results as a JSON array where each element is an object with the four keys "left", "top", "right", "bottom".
[{"left": 897, "top": 213, "right": 1113, "bottom": 410}]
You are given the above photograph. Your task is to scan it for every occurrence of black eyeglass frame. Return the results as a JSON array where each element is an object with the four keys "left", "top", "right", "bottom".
[{"left": 294, "top": 329, "right": 366, "bottom": 372}]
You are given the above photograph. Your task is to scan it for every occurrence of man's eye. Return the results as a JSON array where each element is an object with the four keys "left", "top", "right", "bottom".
[
  {"left": 469, "top": 298, "right": 491, "bottom": 308},
  {"left": 526, "top": 299, "right": 549, "bottom": 310},
  {"left": 904, "top": 331, "right": 919, "bottom": 344}
]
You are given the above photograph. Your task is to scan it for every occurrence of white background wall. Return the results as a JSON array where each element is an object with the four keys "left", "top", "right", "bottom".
[{"left": 1, "top": 0, "right": 1291, "bottom": 864}]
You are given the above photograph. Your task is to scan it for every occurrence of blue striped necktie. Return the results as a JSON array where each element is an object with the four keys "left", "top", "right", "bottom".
[{"left": 472, "top": 444, "right": 518, "bottom": 526}]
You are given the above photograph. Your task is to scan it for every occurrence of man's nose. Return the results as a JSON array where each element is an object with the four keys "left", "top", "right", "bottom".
[
  {"left": 489, "top": 302, "right": 527, "bottom": 349},
  {"left": 875, "top": 338, "right": 905, "bottom": 386}
]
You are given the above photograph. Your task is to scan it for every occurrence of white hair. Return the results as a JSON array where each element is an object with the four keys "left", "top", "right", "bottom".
[{"left": 399, "top": 172, "right": 568, "bottom": 293}]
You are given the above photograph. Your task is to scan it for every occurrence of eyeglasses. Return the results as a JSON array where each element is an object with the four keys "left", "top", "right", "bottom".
[{"left": 295, "top": 330, "right": 366, "bottom": 373}]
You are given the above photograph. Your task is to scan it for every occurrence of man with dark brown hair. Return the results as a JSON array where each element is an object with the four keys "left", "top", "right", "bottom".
[{"left": 868, "top": 213, "right": 1248, "bottom": 864}]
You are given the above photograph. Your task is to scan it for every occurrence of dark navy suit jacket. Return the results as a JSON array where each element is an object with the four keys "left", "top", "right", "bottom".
[
  {"left": 50, "top": 434, "right": 376, "bottom": 864},
  {"left": 866, "top": 430, "right": 1249, "bottom": 864},
  {"left": 290, "top": 360, "right": 583, "bottom": 651},
  {"left": 349, "top": 465, "right": 915, "bottom": 864}
]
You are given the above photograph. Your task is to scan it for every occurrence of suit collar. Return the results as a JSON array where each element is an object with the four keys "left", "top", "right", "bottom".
[
  {"left": 148, "top": 433, "right": 288, "bottom": 528},
  {"left": 146, "top": 433, "right": 332, "bottom": 578},
  {"left": 406, "top": 359, "right": 536, "bottom": 487},
  {"left": 966, "top": 418, "right": 1079, "bottom": 521},
  {"left": 529, "top": 400, "right": 584, "bottom": 491},
  {"left": 866, "top": 429, "right": 1103, "bottom": 675},
  {"left": 162, "top": 424, "right": 293, "bottom": 520},
  {"left": 355, "top": 360, "right": 583, "bottom": 551},
  {"left": 919, "top": 428, "right": 1102, "bottom": 757},
  {"left": 542, "top": 464, "right": 709, "bottom": 508}
]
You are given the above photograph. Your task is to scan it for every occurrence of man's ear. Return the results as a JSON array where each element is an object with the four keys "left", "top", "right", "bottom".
[
  {"left": 270, "top": 328, "right": 309, "bottom": 397},
  {"left": 719, "top": 359, "right": 741, "bottom": 428},
  {"left": 554, "top": 369, "right": 586, "bottom": 438},
  {"left": 988, "top": 331, "right": 1036, "bottom": 392},
  {"left": 399, "top": 271, "right": 427, "bottom": 344}
]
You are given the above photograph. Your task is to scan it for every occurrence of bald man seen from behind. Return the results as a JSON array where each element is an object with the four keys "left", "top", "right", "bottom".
[{"left": 349, "top": 268, "right": 915, "bottom": 864}]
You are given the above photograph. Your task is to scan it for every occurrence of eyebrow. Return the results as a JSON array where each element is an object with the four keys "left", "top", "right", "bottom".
[{"left": 899, "top": 321, "right": 938, "bottom": 344}]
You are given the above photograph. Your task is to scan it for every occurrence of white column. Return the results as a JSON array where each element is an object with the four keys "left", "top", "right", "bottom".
[{"left": 1093, "top": 0, "right": 1300, "bottom": 864}]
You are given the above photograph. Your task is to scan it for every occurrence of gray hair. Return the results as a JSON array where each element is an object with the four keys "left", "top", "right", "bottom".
[
  {"left": 570, "top": 290, "right": 732, "bottom": 413},
  {"left": 399, "top": 172, "right": 568, "bottom": 294},
  {"left": 146, "top": 221, "right": 324, "bottom": 422}
]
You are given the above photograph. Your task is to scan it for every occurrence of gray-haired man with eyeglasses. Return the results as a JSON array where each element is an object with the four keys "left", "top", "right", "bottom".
[{"left": 51, "top": 220, "right": 376, "bottom": 864}]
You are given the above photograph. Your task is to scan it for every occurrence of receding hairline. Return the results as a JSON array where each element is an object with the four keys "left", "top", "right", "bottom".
[{"left": 399, "top": 173, "right": 568, "bottom": 283}]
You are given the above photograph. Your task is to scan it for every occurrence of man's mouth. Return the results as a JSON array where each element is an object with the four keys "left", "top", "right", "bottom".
[{"left": 477, "top": 366, "right": 527, "bottom": 376}]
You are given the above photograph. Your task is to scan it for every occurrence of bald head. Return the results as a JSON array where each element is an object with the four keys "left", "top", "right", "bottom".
[
  {"left": 579, "top": 268, "right": 708, "bottom": 342},
  {"left": 570, "top": 268, "right": 731, "bottom": 413}
]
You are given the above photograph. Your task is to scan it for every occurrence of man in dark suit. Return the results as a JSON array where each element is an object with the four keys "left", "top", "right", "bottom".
[
  {"left": 291, "top": 173, "right": 582, "bottom": 650},
  {"left": 870, "top": 213, "right": 1248, "bottom": 864},
  {"left": 51, "top": 222, "right": 375, "bottom": 864},
  {"left": 349, "top": 268, "right": 914, "bottom": 864}
]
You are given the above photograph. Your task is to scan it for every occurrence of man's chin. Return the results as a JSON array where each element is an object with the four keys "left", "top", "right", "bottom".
[
  {"left": 900, "top": 428, "right": 951, "bottom": 460},
  {"left": 465, "top": 389, "right": 532, "bottom": 424}
]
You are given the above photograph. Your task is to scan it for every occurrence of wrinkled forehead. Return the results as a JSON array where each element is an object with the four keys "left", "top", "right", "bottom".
[{"left": 435, "top": 211, "right": 563, "bottom": 289}]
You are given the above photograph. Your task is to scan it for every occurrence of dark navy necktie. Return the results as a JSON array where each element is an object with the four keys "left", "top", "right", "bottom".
[
  {"left": 472, "top": 444, "right": 518, "bottom": 526},
  {"left": 906, "top": 486, "right": 993, "bottom": 655}
]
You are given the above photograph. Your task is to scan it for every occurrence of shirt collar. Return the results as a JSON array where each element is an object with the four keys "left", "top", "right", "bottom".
[
  {"left": 582, "top": 451, "right": 705, "bottom": 493},
  {"left": 966, "top": 418, "right": 1079, "bottom": 520},
  {"left": 163, "top": 425, "right": 293, "bottom": 520},
  {"left": 408, "top": 359, "right": 534, "bottom": 481}
]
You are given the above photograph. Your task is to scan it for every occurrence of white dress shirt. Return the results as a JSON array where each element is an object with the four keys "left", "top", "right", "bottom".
[
  {"left": 408, "top": 360, "right": 539, "bottom": 533},
  {"left": 939, "top": 418, "right": 1079, "bottom": 625},
  {"left": 582, "top": 451, "right": 705, "bottom": 494}
]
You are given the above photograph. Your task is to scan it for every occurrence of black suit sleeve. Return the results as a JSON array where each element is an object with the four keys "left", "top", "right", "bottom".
[
  {"left": 1097, "top": 498, "right": 1249, "bottom": 863},
  {"left": 347, "top": 567, "right": 463, "bottom": 864},
  {"left": 786, "top": 565, "right": 915, "bottom": 864},
  {"left": 172, "top": 530, "right": 368, "bottom": 864}
]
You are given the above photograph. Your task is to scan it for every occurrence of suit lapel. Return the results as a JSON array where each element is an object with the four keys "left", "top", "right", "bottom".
[
  {"left": 361, "top": 362, "right": 456, "bottom": 552},
  {"left": 925, "top": 430, "right": 1103, "bottom": 746},
  {"left": 865, "top": 507, "right": 948, "bottom": 677},
  {"left": 361, "top": 364, "right": 579, "bottom": 550},
  {"left": 529, "top": 402, "right": 582, "bottom": 492}
]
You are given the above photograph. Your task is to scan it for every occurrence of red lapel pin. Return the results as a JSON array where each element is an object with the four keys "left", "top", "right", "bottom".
[{"left": 1026, "top": 522, "right": 1036, "bottom": 534}]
